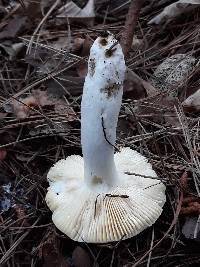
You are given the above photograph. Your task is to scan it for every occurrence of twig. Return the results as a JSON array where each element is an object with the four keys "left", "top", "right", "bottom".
[
  {"left": 101, "top": 117, "right": 120, "bottom": 152},
  {"left": 26, "top": 0, "right": 61, "bottom": 54},
  {"left": 146, "top": 228, "right": 155, "bottom": 267},
  {"left": 104, "top": 194, "right": 129, "bottom": 200},
  {"left": 120, "top": 0, "right": 145, "bottom": 56},
  {"left": 107, "top": 41, "right": 119, "bottom": 52},
  {"left": 125, "top": 171, "right": 167, "bottom": 182}
]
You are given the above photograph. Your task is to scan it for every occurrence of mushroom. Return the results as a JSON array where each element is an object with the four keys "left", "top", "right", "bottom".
[{"left": 45, "top": 32, "right": 166, "bottom": 243}]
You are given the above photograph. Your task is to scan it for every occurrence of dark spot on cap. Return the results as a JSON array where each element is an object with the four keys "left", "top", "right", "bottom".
[
  {"left": 105, "top": 48, "right": 117, "bottom": 58},
  {"left": 100, "top": 38, "right": 108, "bottom": 46},
  {"left": 100, "top": 83, "right": 121, "bottom": 98},
  {"left": 92, "top": 176, "right": 103, "bottom": 185}
]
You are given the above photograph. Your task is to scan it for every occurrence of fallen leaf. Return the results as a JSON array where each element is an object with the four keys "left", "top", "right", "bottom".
[
  {"left": 148, "top": 0, "right": 200, "bottom": 25},
  {"left": 72, "top": 246, "right": 93, "bottom": 267},
  {"left": 4, "top": 89, "right": 77, "bottom": 120},
  {"left": 22, "top": 1, "right": 42, "bottom": 19},
  {"left": 40, "top": 0, "right": 58, "bottom": 15},
  {"left": 182, "top": 216, "right": 200, "bottom": 241},
  {"left": 142, "top": 79, "right": 158, "bottom": 97},
  {"left": 73, "top": 37, "right": 85, "bottom": 52},
  {"left": 9, "top": 96, "right": 38, "bottom": 119},
  {"left": 0, "top": 41, "right": 24, "bottom": 60},
  {"left": 56, "top": 0, "right": 95, "bottom": 26},
  {"left": 181, "top": 201, "right": 200, "bottom": 215},
  {"left": 182, "top": 88, "right": 200, "bottom": 112},
  {"left": 50, "top": 36, "right": 69, "bottom": 51},
  {"left": 0, "top": 15, "right": 27, "bottom": 39},
  {"left": 132, "top": 35, "right": 144, "bottom": 50},
  {"left": 32, "top": 90, "right": 53, "bottom": 106}
]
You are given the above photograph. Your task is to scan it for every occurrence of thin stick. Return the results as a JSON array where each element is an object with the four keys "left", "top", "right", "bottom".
[
  {"left": 101, "top": 117, "right": 119, "bottom": 152},
  {"left": 120, "top": 0, "right": 145, "bottom": 56},
  {"left": 26, "top": 0, "right": 61, "bottom": 54},
  {"left": 107, "top": 41, "right": 119, "bottom": 52}
]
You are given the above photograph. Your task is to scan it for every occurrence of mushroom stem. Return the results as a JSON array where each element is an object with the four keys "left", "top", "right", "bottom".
[{"left": 81, "top": 33, "right": 126, "bottom": 191}]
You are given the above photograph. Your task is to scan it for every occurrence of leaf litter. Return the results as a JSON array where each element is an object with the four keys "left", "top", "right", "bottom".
[{"left": 0, "top": 0, "right": 200, "bottom": 266}]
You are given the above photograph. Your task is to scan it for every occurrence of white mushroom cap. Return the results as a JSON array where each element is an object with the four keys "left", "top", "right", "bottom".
[{"left": 46, "top": 147, "right": 166, "bottom": 243}]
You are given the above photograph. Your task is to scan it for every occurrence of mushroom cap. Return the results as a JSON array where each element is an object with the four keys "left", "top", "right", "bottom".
[{"left": 46, "top": 148, "right": 166, "bottom": 243}]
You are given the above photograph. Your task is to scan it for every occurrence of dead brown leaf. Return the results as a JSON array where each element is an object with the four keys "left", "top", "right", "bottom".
[
  {"left": 51, "top": 36, "right": 70, "bottom": 51},
  {"left": 23, "top": 1, "right": 42, "bottom": 19},
  {"left": 11, "top": 96, "right": 38, "bottom": 119},
  {"left": 148, "top": 0, "right": 200, "bottom": 25},
  {"left": 56, "top": 0, "right": 95, "bottom": 26},
  {"left": 182, "top": 88, "right": 200, "bottom": 112},
  {"left": 5, "top": 89, "right": 76, "bottom": 120},
  {"left": 0, "top": 15, "right": 27, "bottom": 39},
  {"left": 32, "top": 90, "right": 53, "bottom": 106},
  {"left": 181, "top": 196, "right": 200, "bottom": 215},
  {"left": 132, "top": 35, "right": 144, "bottom": 50},
  {"left": 182, "top": 216, "right": 200, "bottom": 241},
  {"left": 0, "top": 41, "right": 24, "bottom": 60}
]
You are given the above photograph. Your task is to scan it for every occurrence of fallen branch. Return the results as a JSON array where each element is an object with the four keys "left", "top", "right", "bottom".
[{"left": 120, "top": 0, "right": 145, "bottom": 56}]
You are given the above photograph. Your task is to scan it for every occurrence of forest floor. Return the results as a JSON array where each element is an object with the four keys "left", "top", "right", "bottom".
[{"left": 0, "top": 0, "right": 200, "bottom": 266}]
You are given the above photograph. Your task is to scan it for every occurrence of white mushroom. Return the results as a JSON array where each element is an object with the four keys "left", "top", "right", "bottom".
[{"left": 45, "top": 32, "right": 166, "bottom": 243}]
